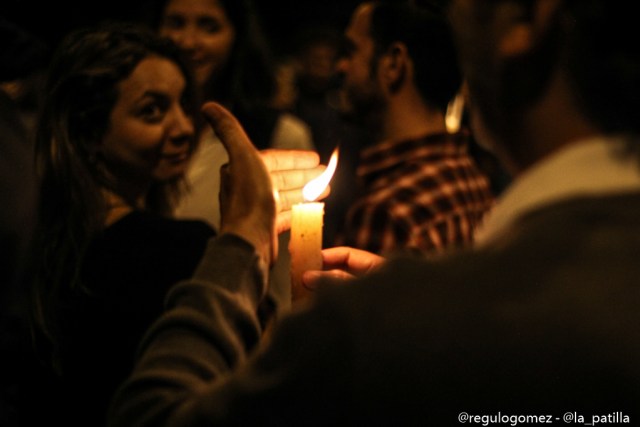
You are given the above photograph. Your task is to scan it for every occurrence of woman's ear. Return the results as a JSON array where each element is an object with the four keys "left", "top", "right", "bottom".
[
  {"left": 379, "top": 42, "right": 410, "bottom": 93},
  {"left": 499, "top": 0, "right": 562, "bottom": 57}
]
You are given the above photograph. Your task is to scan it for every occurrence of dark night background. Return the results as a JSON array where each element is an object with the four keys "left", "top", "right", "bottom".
[{"left": 2, "top": 0, "right": 363, "bottom": 58}]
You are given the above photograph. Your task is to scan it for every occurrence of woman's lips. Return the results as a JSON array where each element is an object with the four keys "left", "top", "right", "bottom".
[{"left": 162, "top": 151, "right": 190, "bottom": 163}]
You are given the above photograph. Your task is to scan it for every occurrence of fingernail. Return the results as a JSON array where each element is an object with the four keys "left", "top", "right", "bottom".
[{"left": 302, "top": 271, "right": 320, "bottom": 290}]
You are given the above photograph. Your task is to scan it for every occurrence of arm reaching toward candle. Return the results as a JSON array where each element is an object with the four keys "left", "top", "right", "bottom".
[{"left": 302, "top": 246, "right": 386, "bottom": 288}]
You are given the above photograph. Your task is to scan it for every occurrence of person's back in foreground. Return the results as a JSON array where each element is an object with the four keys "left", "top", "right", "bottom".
[{"left": 109, "top": 0, "right": 640, "bottom": 424}]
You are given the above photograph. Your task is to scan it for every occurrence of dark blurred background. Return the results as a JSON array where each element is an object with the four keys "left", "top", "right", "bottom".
[{"left": 2, "top": 0, "right": 363, "bottom": 58}]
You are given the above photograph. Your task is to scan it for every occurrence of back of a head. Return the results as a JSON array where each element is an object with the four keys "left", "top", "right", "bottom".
[
  {"left": 471, "top": 0, "right": 640, "bottom": 136},
  {"left": 563, "top": 0, "right": 640, "bottom": 135},
  {"left": 369, "top": 1, "right": 462, "bottom": 113}
]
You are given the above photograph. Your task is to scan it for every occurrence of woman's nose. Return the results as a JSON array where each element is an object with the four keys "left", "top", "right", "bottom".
[
  {"left": 174, "top": 28, "right": 197, "bottom": 51},
  {"left": 335, "top": 57, "right": 348, "bottom": 74},
  {"left": 169, "top": 107, "right": 195, "bottom": 143}
]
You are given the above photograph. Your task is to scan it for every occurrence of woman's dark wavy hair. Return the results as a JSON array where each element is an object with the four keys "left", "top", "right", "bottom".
[{"left": 31, "top": 22, "right": 197, "bottom": 370}]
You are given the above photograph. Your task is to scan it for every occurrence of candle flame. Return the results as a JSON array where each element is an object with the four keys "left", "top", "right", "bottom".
[
  {"left": 303, "top": 147, "right": 339, "bottom": 202},
  {"left": 445, "top": 90, "right": 465, "bottom": 134}
]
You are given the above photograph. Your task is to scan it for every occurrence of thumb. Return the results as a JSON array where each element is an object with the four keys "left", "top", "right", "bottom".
[
  {"left": 201, "top": 102, "right": 258, "bottom": 165},
  {"left": 200, "top": 101, "right": 277, "bottom": 266}
]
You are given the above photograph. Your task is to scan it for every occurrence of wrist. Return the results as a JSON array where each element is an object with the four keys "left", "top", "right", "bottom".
[
  {"left": 220, "top": 223, "right": 274, "bottom": 268},
  {"left": 192, "top": 233, "right": 270, "bottom": 303}
]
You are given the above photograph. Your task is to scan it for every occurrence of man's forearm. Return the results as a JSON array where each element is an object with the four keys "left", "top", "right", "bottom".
[{"left": 108, "top": 233, "right": 269, "bottom": 427}]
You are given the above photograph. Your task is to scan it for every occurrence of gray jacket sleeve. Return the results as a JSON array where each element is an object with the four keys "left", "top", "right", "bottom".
[
  {"left": 107, "top": 233, "right": 270, "bottom": 426},
  {"left": 108, "top": 230, "right": 353, "bottom": 427}
]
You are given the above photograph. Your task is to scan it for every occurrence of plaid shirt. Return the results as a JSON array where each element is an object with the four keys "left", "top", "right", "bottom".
[{"left": 338, "top": 131, "right": 495, "bottom": 255}]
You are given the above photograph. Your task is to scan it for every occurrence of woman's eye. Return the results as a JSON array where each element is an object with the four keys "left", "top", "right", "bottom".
[
  {"left": 161, "top": 15, "right": 185, "bottom": 31},
  {"left": 139, "top": 103, "right": 165, "bottom": 122},
  {"left": 198, "top": 17, "right": 222, "bottom": 34}
]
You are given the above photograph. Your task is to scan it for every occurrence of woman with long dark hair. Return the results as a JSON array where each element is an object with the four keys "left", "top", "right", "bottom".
[{"left": 30, "top": 22, "right": 214, "bottom": 424}]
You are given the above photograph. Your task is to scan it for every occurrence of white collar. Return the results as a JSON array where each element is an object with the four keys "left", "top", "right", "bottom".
[{"left": 474, "top": 136, "right": 640, "bottom": 246}]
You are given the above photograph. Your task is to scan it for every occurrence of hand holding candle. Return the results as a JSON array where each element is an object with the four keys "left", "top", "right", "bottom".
[
  {"left": 289, "top": 148, "right": 339, "bottom": 302},
  {"left": 302, "top": 246, "right": 386, "bottom": 287}
]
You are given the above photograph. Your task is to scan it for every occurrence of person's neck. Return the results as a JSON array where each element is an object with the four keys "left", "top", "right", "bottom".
[
  {"left": 506, "top": 69, "right": 602, "bottom": 176},
  {"left": 102, "top": 187, "right": 146, "bottom": 227},
  {"left": 380, "top": 92, "right": 447, "bottom": 142}
]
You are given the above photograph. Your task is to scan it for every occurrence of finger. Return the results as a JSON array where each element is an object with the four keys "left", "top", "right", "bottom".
[
  {"left": 277, "top": 185, "right": 331, "bottom": 212},
  {"left": 302, "top": 269, "right": 355, "bottom": 289},
  {"left": 270, "top": 166, "right": 325, "bottom": 192},
  {"left": 321, "top": 246, "right": 385, "bottom": 276},
  {"left": 219, "top": 163, "right": 231, "bottom": 217},
  {"left": 201, "top": 102, "right": 259, "bottom": 166},
  {"left": 276, "top": 210, "right": 291, "bottom": 234},
  {"left": 260, "top": 149, "right": 320, "bottom": 172}
]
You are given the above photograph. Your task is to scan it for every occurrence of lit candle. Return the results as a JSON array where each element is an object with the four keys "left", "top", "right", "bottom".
[{"left": 289, "top": 148, "right": 339, "bottom": 301}]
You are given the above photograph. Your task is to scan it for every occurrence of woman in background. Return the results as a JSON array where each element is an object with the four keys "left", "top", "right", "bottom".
[{"left": 147, "top": 0, "right": 315, "bottom": 229}]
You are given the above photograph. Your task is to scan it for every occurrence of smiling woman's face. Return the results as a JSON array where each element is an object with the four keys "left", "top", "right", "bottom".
[
  {"left": 159, "top": 0, "right": 236, "bottom": 91},
  {"left": 101, "top": 55, "right": 195, "bottom": 185}
]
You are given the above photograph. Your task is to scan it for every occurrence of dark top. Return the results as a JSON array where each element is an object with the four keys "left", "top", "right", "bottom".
[
  {"left": 110, "top": 193, "right": 640, "bottom": 426},
  {"left": 57, "top": 211, "right": 215, "bottom": 426}
]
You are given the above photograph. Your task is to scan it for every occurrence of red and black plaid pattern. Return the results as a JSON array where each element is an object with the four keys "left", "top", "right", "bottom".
[{"left": 338, "top": 131, "right": 495, "bottom": 255}]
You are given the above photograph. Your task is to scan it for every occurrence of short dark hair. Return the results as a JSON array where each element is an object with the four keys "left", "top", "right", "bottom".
[
  {"left": 369, "top": 1, "right": 462, "bottom": 113},
  {"left": 472, "top": 0, "right": 640, "bottom": 135}
]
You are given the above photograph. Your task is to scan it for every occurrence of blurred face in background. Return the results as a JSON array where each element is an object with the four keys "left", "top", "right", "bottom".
[
  {"left": 101, "top": 56, "right": 195, "bottom": 187},
  {"left": 159, "top": 0, "right": 236, "bottom": 92},
  {"left": 299, "top": 42, "right": 339, "bottom": 93},
  {"left": 336, "top": 3, "right": 385, "bottom": 124}
]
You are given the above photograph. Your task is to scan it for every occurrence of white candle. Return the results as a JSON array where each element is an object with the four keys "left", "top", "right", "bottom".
[
  {"left": 288, "top": 148, "right": 339, "bottom": 302},
  {"left": 289, "top": 202, "right": 324, "bottom": 301}
]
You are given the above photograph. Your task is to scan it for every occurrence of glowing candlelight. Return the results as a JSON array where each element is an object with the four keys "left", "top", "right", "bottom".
[
  {"left": 445, "top": 89, "right": 465, "bottom": 134},
  {"left": 302, "top": 148, "right": 339, "bottom": 202},
  {"left": 289, "top": 148, "right": 339, "bottom": 301}
]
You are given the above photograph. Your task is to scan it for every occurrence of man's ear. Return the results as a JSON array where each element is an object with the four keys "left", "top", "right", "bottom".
[
  {"left": 499, "top": 0, "right": 562, "bottom": 57},
  {"left": 379, "top": 42, "right": 410, "bottom": 93}
]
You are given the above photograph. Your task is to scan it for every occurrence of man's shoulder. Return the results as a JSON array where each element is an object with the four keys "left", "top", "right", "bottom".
[
  {"left": 350, "top": 191, "right": 640, "bottom": 293},
  {"left": 512, "top": 192, "right": 640, "bottom": 244}
]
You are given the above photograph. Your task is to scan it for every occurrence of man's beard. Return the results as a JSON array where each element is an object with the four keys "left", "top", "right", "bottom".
[{"left": 337, "top": 82, "right": 386, "bottom": 134}]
